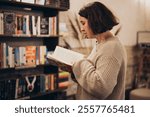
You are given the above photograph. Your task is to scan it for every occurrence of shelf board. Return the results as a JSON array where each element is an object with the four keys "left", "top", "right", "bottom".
[
  {"left": 0, "top": 1, "right": 69, "bottom": 11},
  {"left": 0, "top": 35, "right": 59, "bottom": 38},
  {"left": 0, "top": 64, "right": 58, "bottom": 81},
  {"left": 30, "top": 88, "right": 66, "bottom": 99},
  {"left": 17, "top": 88, "right": 66, "bottom": 100},
  {"left": 0, "top": 64, "right": 56, "bottom": 70}
]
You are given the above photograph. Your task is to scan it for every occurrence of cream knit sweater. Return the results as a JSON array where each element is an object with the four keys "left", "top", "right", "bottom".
[{"left": 72, "top": 36, "right": 127, "bottom": 100}]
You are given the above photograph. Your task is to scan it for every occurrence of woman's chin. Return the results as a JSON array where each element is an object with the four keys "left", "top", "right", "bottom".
[
  {"left": 86, "top": 35, "right": 94, "bottom": 39},
  {"left": 83, "top": 34, "right": 93, "bottom": 39}
]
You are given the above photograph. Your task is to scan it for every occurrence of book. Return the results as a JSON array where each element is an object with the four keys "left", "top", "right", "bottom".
[
  {"left": 16, "top": 14, "right": 23, "bottom": 35},
  {"left": 45, "top": 0, "right": 70, "bottom": 9},
  {"left": 59, "top": 71, "right": 70, "bottom": 79},
  {"left": 0, "top": 13, "right": 4, "bottom": 35},
  {"left": 40, "top": 17, "right": 49, "bottom": 36},
  {"left": 3, "top": 12, "right": 16, "bottom": 35},
  {"left": 0, "top": 43, "right": 3, "bottom": 68},
  {"left": 25, "top": 46, "right": 36, "bottom": 66},
  {"left": 21, "top": 0, "right": 34, "bottom": 4},
  {"left": 47, "top": 46, "right": 84, "bottom": 67},
  {"left": 58, "top": 81, "right": 70, "bottom": 89},
  {"left": 35, "top": 0, "right": 45, "bottom": 5}
]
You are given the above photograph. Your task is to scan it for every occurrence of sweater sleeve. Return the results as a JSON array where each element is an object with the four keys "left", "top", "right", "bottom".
[{"left": 72, "top": 56, "right": 121, "bottom": 99}]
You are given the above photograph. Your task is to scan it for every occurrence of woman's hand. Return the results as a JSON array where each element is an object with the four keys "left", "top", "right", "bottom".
[{"left": 59, "top": 65, "right": 73, "bottom": 72}]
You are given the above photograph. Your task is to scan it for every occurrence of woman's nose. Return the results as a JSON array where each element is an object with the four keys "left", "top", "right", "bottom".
[{"left": 81, "top": 27, "right": 84, "bottom": 32}]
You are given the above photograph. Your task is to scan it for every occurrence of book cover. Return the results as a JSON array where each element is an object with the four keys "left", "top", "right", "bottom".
[
  {"left": 58, "top": 81, "right": 70, "bottom": 89},
  {"left": 48, "top": 16, "right": 57, "bottom": 36},
  {"left": 3, "top": 43, "right": 7, "bottom": 68},
  {"left": 23, "top": 15, "right": 30, "bottom": 35},
  {"left": 45, "top": 0, "right": 58, "bottom": 7},
  {"left": 47, "top": 46, "right": 84, "bottom": 67},
  {"left": 0, "top": 13, "right": 4, "bottom": 35},
  {"left": 40, "top": 74, "right": 46, "bottom": 93},
  {"left": 15, "top": 78, "right": 24, "bottom": 99},
  {"left": 40, "top": 17, "right": 49, "bottom": 36},
  {"left": 14, "top": 47, "right": 20, "bottom": 67},
  {"left": 8, "top": 46, "right": 14, "bottom": 68},
  {"left": 0, "top": 43, "right": 3, "bottom": 68},
  {"left": 39, "top": 46, "right": 47, "bottom": 65},
  {"left": 3, "top": 12, "right": 16, "bottom": 35},
  {"left": 25, "top": 46, "right": 36, "bottom": 66},
  {"left": 16, "top": 14, "right": 23, "bottom": 35},
  {"left": 59, "top": 71, "right": 70, "bottom": 79}
]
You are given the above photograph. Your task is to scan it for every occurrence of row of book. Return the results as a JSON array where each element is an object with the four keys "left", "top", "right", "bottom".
[
  {"left": 0, "top": 12, "right": 57, "bottom": 36},
  {"left": 9, "top": 0, "right": 45, "bottom": 5},
  {"left": 58, "top": 71, "right": 70, "bottom": 88},
  {"left": 0, "top": 43, "right": 47, "bottom": 69},
  {"left": 0, "top": 71, "right": 69, "bottom": 99},
  {"left": 45, "top": 0, "right": 70, "bottom": 9},
  {"left": 10, "top": 0, "right": 70, "bottom": 9}
]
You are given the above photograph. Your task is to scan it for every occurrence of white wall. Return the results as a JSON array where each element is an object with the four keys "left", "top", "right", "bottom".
[{"left": 69, "top": 0, "right": 148, "bottom": 46}]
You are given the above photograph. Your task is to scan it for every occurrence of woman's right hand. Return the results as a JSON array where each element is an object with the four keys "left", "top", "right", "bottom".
[{"left": 59, "top": 65, "right": 73, "bottom": 73}]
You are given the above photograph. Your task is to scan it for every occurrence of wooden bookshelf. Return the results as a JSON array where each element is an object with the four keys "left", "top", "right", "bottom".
[{"left": 0, "top": 0, "right": 69, "bottom": 100}]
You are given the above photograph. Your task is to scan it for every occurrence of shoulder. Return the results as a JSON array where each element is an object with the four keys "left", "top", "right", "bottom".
[
  {"left": 96, "top": 37, "right": 126, "bottom": 63},
  {"left": 97, "top": 37, "right": 122, "bottom": 52}
]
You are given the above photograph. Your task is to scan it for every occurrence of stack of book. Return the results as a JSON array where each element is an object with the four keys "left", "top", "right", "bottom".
[
  {"left": 58, "top": 71, "right": 70, "bottom": 89},
  {"left": 45, "top": 0, "right": 70, "bottom": 9},
  {"left": 59, "top": 0, "right": 70, "bottom": 9}
]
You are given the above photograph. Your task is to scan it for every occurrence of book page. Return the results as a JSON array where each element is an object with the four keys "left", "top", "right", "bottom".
[
  {"left": 22, "top": 0, "right": 34, "bottom": 4},
  {"left": 47, "top": 46, "right": 84, "bottom": 66}
]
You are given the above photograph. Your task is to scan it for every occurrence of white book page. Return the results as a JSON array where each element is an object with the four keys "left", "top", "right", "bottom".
[
  {"left": 22, "top": 0, "right": 34, "bottom": 4},
  {"left": 47, "top": 46, "right": 84, "bottom": 66}
]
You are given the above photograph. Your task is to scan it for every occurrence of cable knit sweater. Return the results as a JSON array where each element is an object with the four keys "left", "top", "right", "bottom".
[{"left": 72, "top": 36, "right": 127, "bottom": 100}]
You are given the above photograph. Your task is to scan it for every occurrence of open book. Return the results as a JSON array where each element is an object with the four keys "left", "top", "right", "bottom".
[{"left": 47, "top": 46, "right": 84, "bottom": 67}]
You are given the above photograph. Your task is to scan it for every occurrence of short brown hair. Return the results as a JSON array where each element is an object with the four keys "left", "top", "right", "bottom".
[{"left": 79, "top": 2, "right": 119, "bottom": 34}]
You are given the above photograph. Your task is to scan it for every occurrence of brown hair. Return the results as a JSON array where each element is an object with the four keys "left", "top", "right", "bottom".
[{"left": 79, "top": 2, "right": 119, "bottom": 34}]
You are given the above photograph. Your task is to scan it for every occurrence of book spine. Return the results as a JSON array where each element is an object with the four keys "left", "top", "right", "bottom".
[{"left": 0, "top": 13, "right": 4, "bottom": 35}]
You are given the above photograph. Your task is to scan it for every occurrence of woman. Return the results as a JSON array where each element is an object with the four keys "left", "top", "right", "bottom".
[{"left": 70, "top": 2, "right": 127, "bottom": 100}]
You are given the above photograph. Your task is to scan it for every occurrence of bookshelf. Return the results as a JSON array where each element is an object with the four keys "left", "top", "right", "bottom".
[
  {"left": 0, "top": 0, "right": 69, "bottom": 99},
  {"left": 135, "top": 31, "right": 150, "bottom": 88}
]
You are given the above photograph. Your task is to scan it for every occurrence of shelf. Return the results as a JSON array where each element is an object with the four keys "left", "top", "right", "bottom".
[
  {"left": 0, "top": 35, "right": 60, "bottom": 38},
  {"left": 16, "top": 88, "right": 66, "bottom": 100},
  {"left": 0, "top": 64, "right": 56, "bottom": 71},
  {"left": 0, "top": 0, "right": 69, "bottom": 100},
  {"left": 0, "top": 64, "right": 58, "bottom": 80},
  {"left": 31, "top": 88, "right": 66, "bottom": 99},
  {"left": 0, "top": 1, "right": 69, "bottom": 11}
]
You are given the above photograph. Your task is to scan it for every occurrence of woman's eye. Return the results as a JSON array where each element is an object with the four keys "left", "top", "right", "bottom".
[
  {"left": 80, "top": 21, "right": 85, "bottom": 25},
  {"left": 82, "top": 23, "right": 85, "bottom": 25}
]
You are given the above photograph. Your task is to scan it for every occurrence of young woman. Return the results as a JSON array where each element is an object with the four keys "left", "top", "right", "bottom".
[{"left": 69, "top": 1, "right": 127, "bottom": 100}]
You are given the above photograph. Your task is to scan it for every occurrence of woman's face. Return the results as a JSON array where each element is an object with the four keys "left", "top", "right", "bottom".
[{"left": 79, "top": 16, "right": 94, "bottom": 38}]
